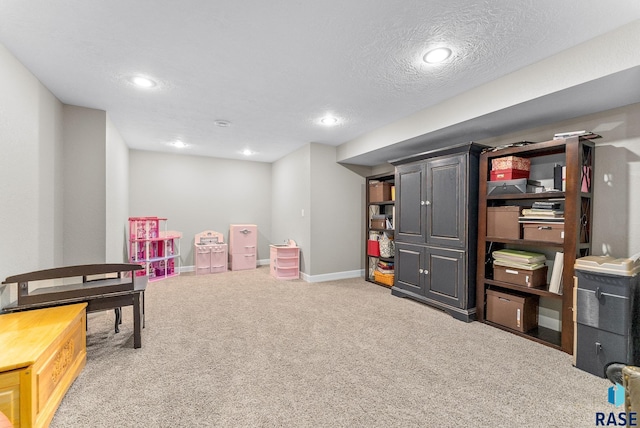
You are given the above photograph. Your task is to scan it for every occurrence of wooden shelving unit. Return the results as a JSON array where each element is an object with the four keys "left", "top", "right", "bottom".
[
  {"left": 365, "top": 173, "right": 395, "bottom": 287},
  {"left": 475, "top": 136, "right": 595, "bottom": 353}
]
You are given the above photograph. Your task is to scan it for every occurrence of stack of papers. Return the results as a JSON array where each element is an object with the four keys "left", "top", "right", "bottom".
[
  {"left": 519, "top": 201, "right": 564, "bottom": 223},
  {"left": 493, "top": 249, "right": 547, "bottom": 270}
]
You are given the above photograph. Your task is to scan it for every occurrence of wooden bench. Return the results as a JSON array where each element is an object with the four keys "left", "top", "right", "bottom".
[{"left": 1, "top": 264, "right": 147, "bottom": 348}]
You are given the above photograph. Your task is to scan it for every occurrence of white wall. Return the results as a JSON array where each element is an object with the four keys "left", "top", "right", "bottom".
[
  {"left": 271, "top": 144, "right": 311, "bottom": 273},
  {"left": 0, "top": 42, "right": 64, "bottom": 307},
  {"left": 106, "top": 114, "right": 130, "bottom": 263},
  {"left": 271, "top": 143, "right": 367, "bottom": 279},
  {"left": 309, "top": 143, "right": 365, "bottom": 278},
  {"left": 129, "top": 150, "right": 272, "bottom": 268},
  {"left": 62, "top": 105, "right": 107, "bottom": 265}
]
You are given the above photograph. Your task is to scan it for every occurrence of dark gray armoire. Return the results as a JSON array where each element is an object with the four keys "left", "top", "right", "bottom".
[{"left": 390, "top": 142, "right": 485, "bottom": 322}]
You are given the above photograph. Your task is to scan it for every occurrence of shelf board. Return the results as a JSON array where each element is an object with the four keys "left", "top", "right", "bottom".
[
  {"left": 483, "top": 139, "right": 568, "bottom": 158},
  {"left": 132, "top": 255, "right": 181, "bottom": 263},
  {"left": 484, "top": 320, "right": 562, "bottom": 349},
  {"left": 369, "top": 228, "right": 395, "bottom": 233},
  {"left": 365, "top": 278, "right": 393, "bottom": 288},
  {"left": 483, "top": 237, "right": 564, "bottom": 248},
  {"left": 369, "top": 200, "right": 395, "bottom": 205},
  {"left": 484, "top": 279, "right": 563, "bottom": 299},
  {"left": 130, "top": 236, "right": 182, "bottom": 242},
  {"left": 148, "top": 272, "right": 180, "bottom": 282},
  {"left": 487, "top": 192, "right": 565, "bottom": 200}
]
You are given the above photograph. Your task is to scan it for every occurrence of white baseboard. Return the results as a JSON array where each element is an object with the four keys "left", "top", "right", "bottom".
[
  {"left": 180, "top": 264, "right": 364, "bottom": 283},
  {"left": 180, "top": 260, "right": 269, "bottom": 273},
  {"left": 301, "top": 269, "right": 364, "bottom": 283}
]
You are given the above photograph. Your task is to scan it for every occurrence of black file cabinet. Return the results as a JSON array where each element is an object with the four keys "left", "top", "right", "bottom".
[{"left": 575, "top": 269, "right": 640, "bottom": 377}]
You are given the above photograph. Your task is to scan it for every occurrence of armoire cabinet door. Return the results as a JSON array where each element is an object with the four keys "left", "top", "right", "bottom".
[
  {"left": 395, "top": 243, "right": 467, "bottom": 309},
  {"left": 425, "top": 154, "right": 467, "bottom": 249},
  {"left": 395, "top": 243, "right": 424, "bottom": 294},
  {"left": 423, "top": 246, "right": 467, "bottom": 309},
  {"left": 395, "top": 163, "right": 425, "bottom": 244}
]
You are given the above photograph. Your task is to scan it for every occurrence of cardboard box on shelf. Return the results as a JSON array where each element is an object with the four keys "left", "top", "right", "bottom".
[
  {"left": 493, "top": 264, "right": 548, "bottom": 288},
  {"left": 369, "top": 182, "right": 392, "bottom": 202},
  {"left": 522, "top": 223, "right": 565, "bottom": 243},
  {"left": 491, "top": 156, "right": 531, "bottom": 171},
  {"left": 487, "top": 206, "right": 521, "bottom": 239},
  {"left": 490, "top": 168, "right": 530, "bottom": 181},
  {"left": 486, "top": 289, "right": 539, "bottom": 332}
]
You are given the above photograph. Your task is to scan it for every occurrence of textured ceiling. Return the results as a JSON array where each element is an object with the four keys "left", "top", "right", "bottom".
[{"left": 1, "top": 1, "right": 639, "bottom": 164}]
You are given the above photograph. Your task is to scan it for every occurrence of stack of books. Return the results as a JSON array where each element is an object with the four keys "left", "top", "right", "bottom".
[
  {"left": 377, "top": 260, "right": 394, "bottom": 274},
  {"left": 492, "top": 249, "right": 546, "bottom": 270},
  {"left": 519, "top": 201, "right": 564, "bottom": 224}
]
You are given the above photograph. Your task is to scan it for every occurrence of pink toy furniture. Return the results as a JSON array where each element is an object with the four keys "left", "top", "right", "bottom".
[
  {"left": 194, "top": 230, "right": 228, "bottom": 275},
  {"left": 128, "top": 217, "right": 182, "bottom": 281},
  {"left": 229, "top": 224, "right": 257, "bottom": 270},
  {"left": 270, "top": 239, "right": 300, "bottom": 280}
]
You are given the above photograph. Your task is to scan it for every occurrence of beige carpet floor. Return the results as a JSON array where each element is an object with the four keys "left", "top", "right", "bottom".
[{"left": 50, "top": 267, "right": 611, "bottom": 427}]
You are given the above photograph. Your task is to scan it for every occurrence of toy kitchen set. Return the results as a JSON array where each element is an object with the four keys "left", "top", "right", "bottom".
[{"left": 194, "top": 230, "right": 228, "bottom": 275}]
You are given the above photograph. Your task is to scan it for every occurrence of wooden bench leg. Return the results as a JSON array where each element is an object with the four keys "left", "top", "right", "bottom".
[
  {"left": 114, "top": 307, "right": 121, "bottom": 333},
  {"left": 133, "top": 293, "right": 141, "bottom": 349}
]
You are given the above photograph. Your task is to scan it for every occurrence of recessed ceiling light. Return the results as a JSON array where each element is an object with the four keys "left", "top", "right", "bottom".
[
  {"left": 423, "top": 47, "right": 452, "bottom": 64},
  {"left": 168, "top": 140, "right": 188, "bottom": 148},
  {"left": 214, "top": 120, "right": 231, "bottom": 127},
  {"left": 319, "top": 115, "right": 339, "bottom": 126},
  {"left": 242, "top": 149, "right": 253, "bottom": 156},
  {"left": 131, "top": 76, "right": 156, "bottom": 88}
]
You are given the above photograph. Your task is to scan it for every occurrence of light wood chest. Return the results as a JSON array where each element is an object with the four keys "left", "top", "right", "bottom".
[{"left": 0, "top": 303, "right": 87, "bottom": 427}]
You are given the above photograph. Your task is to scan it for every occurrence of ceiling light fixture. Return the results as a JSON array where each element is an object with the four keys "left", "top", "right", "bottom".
[
  {"left": 214, "top": 120, "right": 231, "bottom": 127},
  {"left": 319, "top": 115, "right": 339, "bottom": 126},
  {"left": 242, "top": 149, "right": 253, "bottom": 156},
  {"left": 131, "top": 76, "right": 156, "bottom": 88},
  {"left": 423, "top": 47, "right": 452, "bottom": 64},
  {"left": 169, "top": 140, "right": 188, "bottom": 148}
]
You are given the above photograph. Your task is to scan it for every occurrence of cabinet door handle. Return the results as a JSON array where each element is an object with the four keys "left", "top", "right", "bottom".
[
  {"left": 421, "top": 201, "right": 425, "bottom": 206},
  {"left": 595, "top": 342, "right": 602, "bottom": 354},
  {"left": 595, "top": 287, "right": 602, "bottom": 300},
  {"left": 240, "top": 229, "right": 250, "bottom": 234},
  {"left": 425, "top": 200, "right": 431, "bottom": 205},
  {"left": 538, "top": 226, "right": 552, "bottom": 230},
  {"left": 419, "top": 269, "right": 424, "bottom": 274},
  {"left": 424, "top": 270, "right": 429, "bottom": 275}
]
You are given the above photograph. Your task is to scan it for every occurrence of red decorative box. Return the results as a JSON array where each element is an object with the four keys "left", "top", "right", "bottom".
[
  {"left": 491, "top": 156, "right": 530, "bottom": 171},
  {"left": 490, "top": 168, "right": 530, "bottom": 181},
  {"left": 367, "top": 240, "right": 380, "bottom": 257}
]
